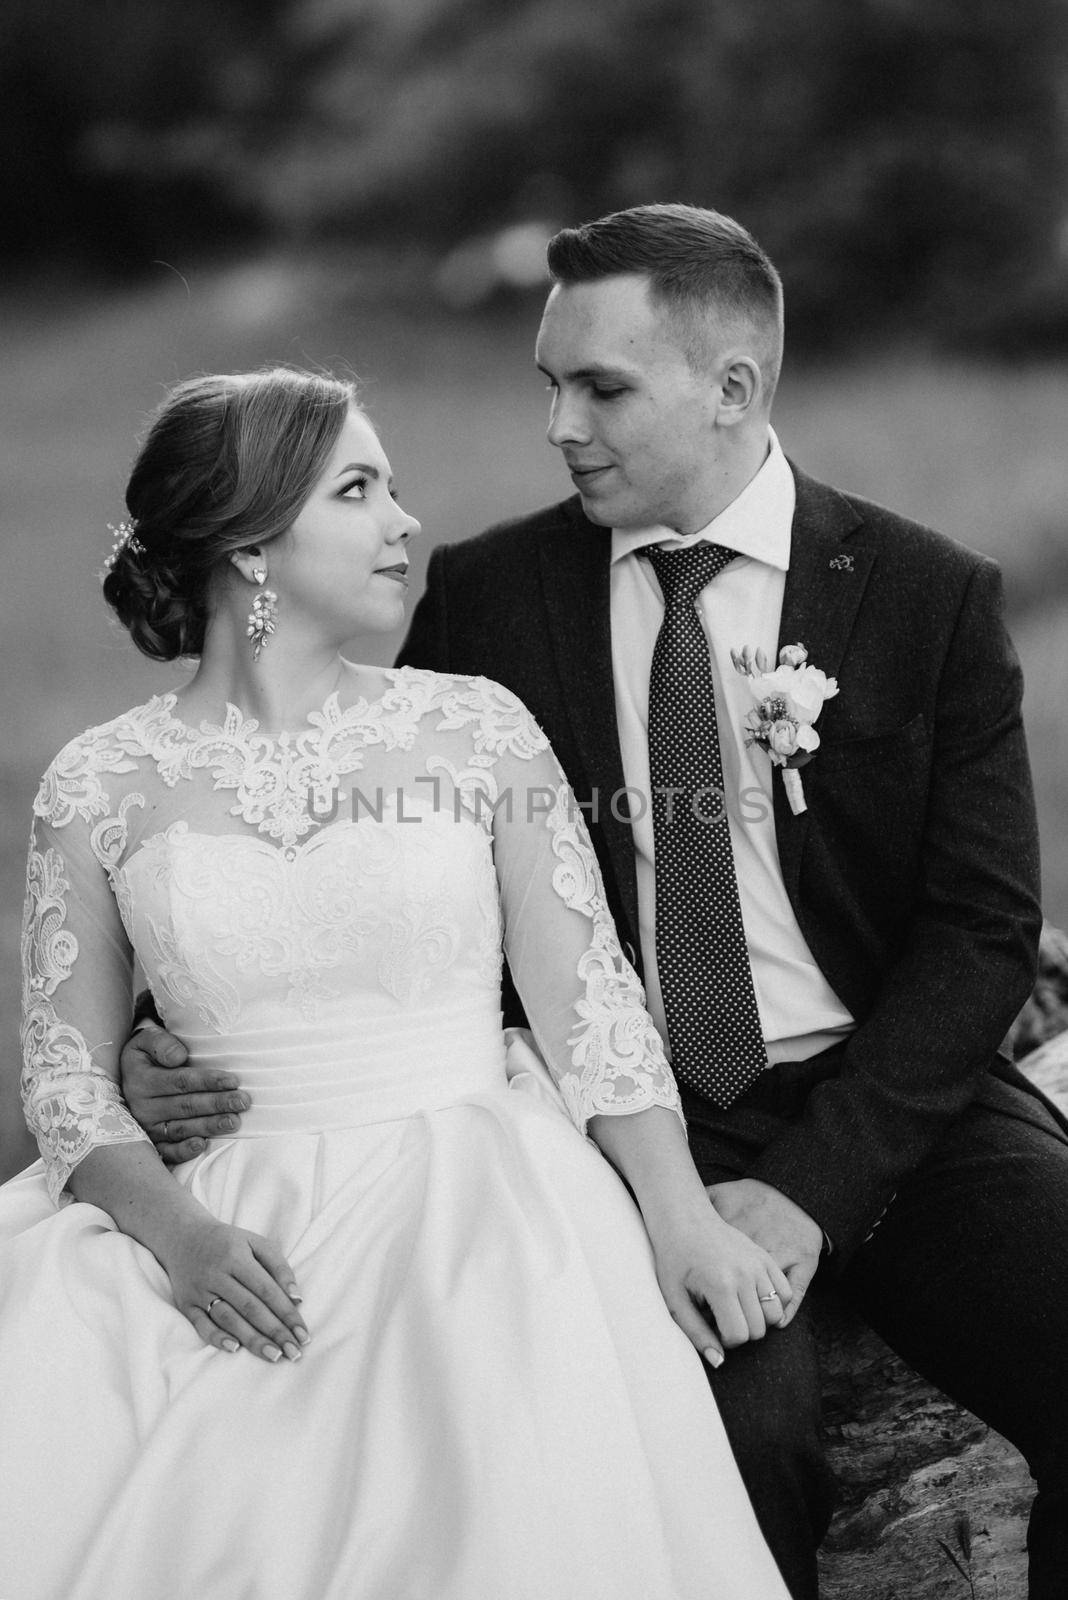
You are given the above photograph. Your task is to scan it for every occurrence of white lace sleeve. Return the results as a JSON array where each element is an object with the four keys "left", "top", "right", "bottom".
[
  {"left": 483, "top": 684, "right": 683, "bottom": 1135},
  {"left": 21, "top": 736, "right": 151, "bottom": 1204}
]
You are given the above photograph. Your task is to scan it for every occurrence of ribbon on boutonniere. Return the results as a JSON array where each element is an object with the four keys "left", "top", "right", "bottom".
[{"left": 731, "top": 641, "right": 839, "bottom": 815}]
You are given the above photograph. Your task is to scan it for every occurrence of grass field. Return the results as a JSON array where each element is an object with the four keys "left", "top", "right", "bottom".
[{"left": 3, "top": 255, "right": 1067, "bottom": 1176}]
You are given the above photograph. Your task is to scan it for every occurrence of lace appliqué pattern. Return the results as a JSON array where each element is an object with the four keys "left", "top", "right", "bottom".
[
  {"left": 119, "top": 811, "right": 484, "bottom": 1028},
  {"left": 432, "top": 678, "right": 551, "bottom": 762},
  {"left": 184, "top": 699, "right": 372, "bottom": 849},
  {"left": 21, "top": 838, "right": 148, "bottom": 1204},
  {"left": 542, "top": 786, "right": 683, "bottom": 1132},
  {"left": 172, "top": 670, "right": 549, "bottom": 849},
  {"left": 21, "top": 711, "right": 171, "bottom": 1199},
  {"left": 142, "top": 916, "right": 243, "bottom": 1036},
  {"left": 34, "top": 699, "right": 184, "bottom": 829},
  {"left": 425, "top": 675, "right": 679, "bottom": 1129}
]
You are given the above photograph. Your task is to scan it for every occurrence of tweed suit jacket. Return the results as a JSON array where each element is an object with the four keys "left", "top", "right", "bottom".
[{"left": 397, "top": 466, "right": 1043, "bottom": 1257}]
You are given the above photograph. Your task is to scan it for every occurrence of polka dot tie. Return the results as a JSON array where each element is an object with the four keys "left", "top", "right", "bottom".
[{"left": 644, "top": 543, "right": 768, "bottom": 1108}]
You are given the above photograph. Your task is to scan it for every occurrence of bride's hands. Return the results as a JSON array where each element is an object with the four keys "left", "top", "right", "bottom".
[
  {"left": 156, "top": 1215, "right": 310, "bottom": 1363},
  {"left": 644, "top": 1203, "right": 793, "bottom": 1367}
]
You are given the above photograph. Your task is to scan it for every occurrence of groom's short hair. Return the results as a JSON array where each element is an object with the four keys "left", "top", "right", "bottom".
[{"left": 546, "top": 203, "right": 784, "bottom": 402}]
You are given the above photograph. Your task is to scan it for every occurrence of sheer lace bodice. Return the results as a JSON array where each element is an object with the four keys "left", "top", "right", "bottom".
[{"left": 22, "top": 667, "right": 681, "bottom": 1201}]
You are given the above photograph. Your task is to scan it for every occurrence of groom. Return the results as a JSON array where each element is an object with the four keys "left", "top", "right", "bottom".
[{"left": 121, "top": 204, "right": 1068, "bottom": 1597}]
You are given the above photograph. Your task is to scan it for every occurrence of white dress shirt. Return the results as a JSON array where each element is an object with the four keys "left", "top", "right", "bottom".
[{"left": 610, "top": 429, "right": 855, "bottom": 1066}]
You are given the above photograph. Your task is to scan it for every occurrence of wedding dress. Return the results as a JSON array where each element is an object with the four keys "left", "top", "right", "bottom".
[{"left": 0, "top": 666, "right": 788, "bottom": 1600}]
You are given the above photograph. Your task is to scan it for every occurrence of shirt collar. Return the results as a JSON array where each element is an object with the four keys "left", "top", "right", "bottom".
[{"left": 610, "top": 427, "right": 795, "bottom": 572}]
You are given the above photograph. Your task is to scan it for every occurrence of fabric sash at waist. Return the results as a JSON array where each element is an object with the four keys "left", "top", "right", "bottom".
[{"left": 181, "top": 1003, "right": 509, "bottom": 1134}]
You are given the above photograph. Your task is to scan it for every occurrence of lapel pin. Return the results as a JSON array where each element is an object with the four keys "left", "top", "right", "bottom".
[{"left": 828, "top": 554, "right": 854, "bottom": 572}]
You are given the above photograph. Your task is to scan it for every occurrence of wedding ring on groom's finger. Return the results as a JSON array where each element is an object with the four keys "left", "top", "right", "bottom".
[
  {"left": 158, "top": 1120, "right": 169, "bottom": 1143},
  {"left": 206, "top": 1298, "right": 223, "bottom": 1316},
  {"left": 758, "top": 1292, "right": 780, "bottom": 1303}
]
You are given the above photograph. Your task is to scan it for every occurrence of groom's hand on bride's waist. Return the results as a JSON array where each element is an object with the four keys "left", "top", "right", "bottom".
[
  {"left": 119, "top": 1022, "right": 251, "bottom": 1166},
  {"left": 705, "top": 1179, "right": 823, "bottom": 1326}
]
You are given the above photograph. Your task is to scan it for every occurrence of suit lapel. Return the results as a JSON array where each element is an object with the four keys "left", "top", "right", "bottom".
[
  {"left": 536, "top": 501, "right": 641, "bottom": 944},
  {"left": 532, "top": 474, "right": 874, "bottom": 950},
  {"left": 774, "top": 467, "right": 874, "bottom": 899}
]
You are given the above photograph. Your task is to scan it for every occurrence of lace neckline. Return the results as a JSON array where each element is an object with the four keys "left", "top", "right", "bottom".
[
  {"left": 134, "top": 666, "right": 428, "bottom": 849},
  {"left": 156, "top": 661, "right": 402, "bottom": 743}
]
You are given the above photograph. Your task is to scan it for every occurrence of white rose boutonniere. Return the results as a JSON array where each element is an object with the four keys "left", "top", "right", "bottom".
[{"left": 731, "top": 642, "right": 839, "bottom": 815}]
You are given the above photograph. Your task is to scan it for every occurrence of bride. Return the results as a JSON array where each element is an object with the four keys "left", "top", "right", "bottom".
[{"left": 1, "top": 367, "right": 790, "bottom": 1599}]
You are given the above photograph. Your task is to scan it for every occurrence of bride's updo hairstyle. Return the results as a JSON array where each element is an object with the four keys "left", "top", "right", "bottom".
[{"left": 103, "top": 367, "right": 359, "bottom": 661}]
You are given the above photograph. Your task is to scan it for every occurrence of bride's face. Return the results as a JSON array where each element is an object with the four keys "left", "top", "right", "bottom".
[{"left": 272, "top": 407, "right": 421, "bottom": 638}]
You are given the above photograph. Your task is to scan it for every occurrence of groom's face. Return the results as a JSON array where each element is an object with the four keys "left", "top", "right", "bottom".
[{"left": 535, "top": 273, "right": 724, "bottom": 536}]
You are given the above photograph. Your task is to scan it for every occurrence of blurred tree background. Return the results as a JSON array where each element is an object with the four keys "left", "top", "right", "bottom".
[
  {"left": 5, "top": 0, "right": 1067, "bottom": 346},
  {"left": 3, "top": 0, "right": 1068, "bottom": 1176}
]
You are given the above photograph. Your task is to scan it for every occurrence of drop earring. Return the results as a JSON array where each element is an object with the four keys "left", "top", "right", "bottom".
[{"left": 247, "top": 571, "right": 278, "bottom": 661}]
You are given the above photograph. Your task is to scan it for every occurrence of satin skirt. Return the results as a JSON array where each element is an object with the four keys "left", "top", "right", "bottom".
[{"left": 0, "top": 1034, "right": 787, "bottom": 1600}]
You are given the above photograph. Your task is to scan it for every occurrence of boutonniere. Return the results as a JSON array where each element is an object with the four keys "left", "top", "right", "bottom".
[{"left": 731, "top": 642, "right": 839, "bottom": 815}]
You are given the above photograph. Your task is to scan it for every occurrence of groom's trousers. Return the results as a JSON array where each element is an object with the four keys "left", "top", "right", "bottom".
[{"left": 682, "top": 1049, "right": 1068, "bottom": 1600}]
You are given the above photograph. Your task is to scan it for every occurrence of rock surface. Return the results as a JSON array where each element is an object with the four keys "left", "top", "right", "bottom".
[
  {"left": 1009, "top": 922, "right": 1068, "bottom": 1057},
  {"left": 815, "top": 949, "right": 1068, "bottom": 1599}
]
